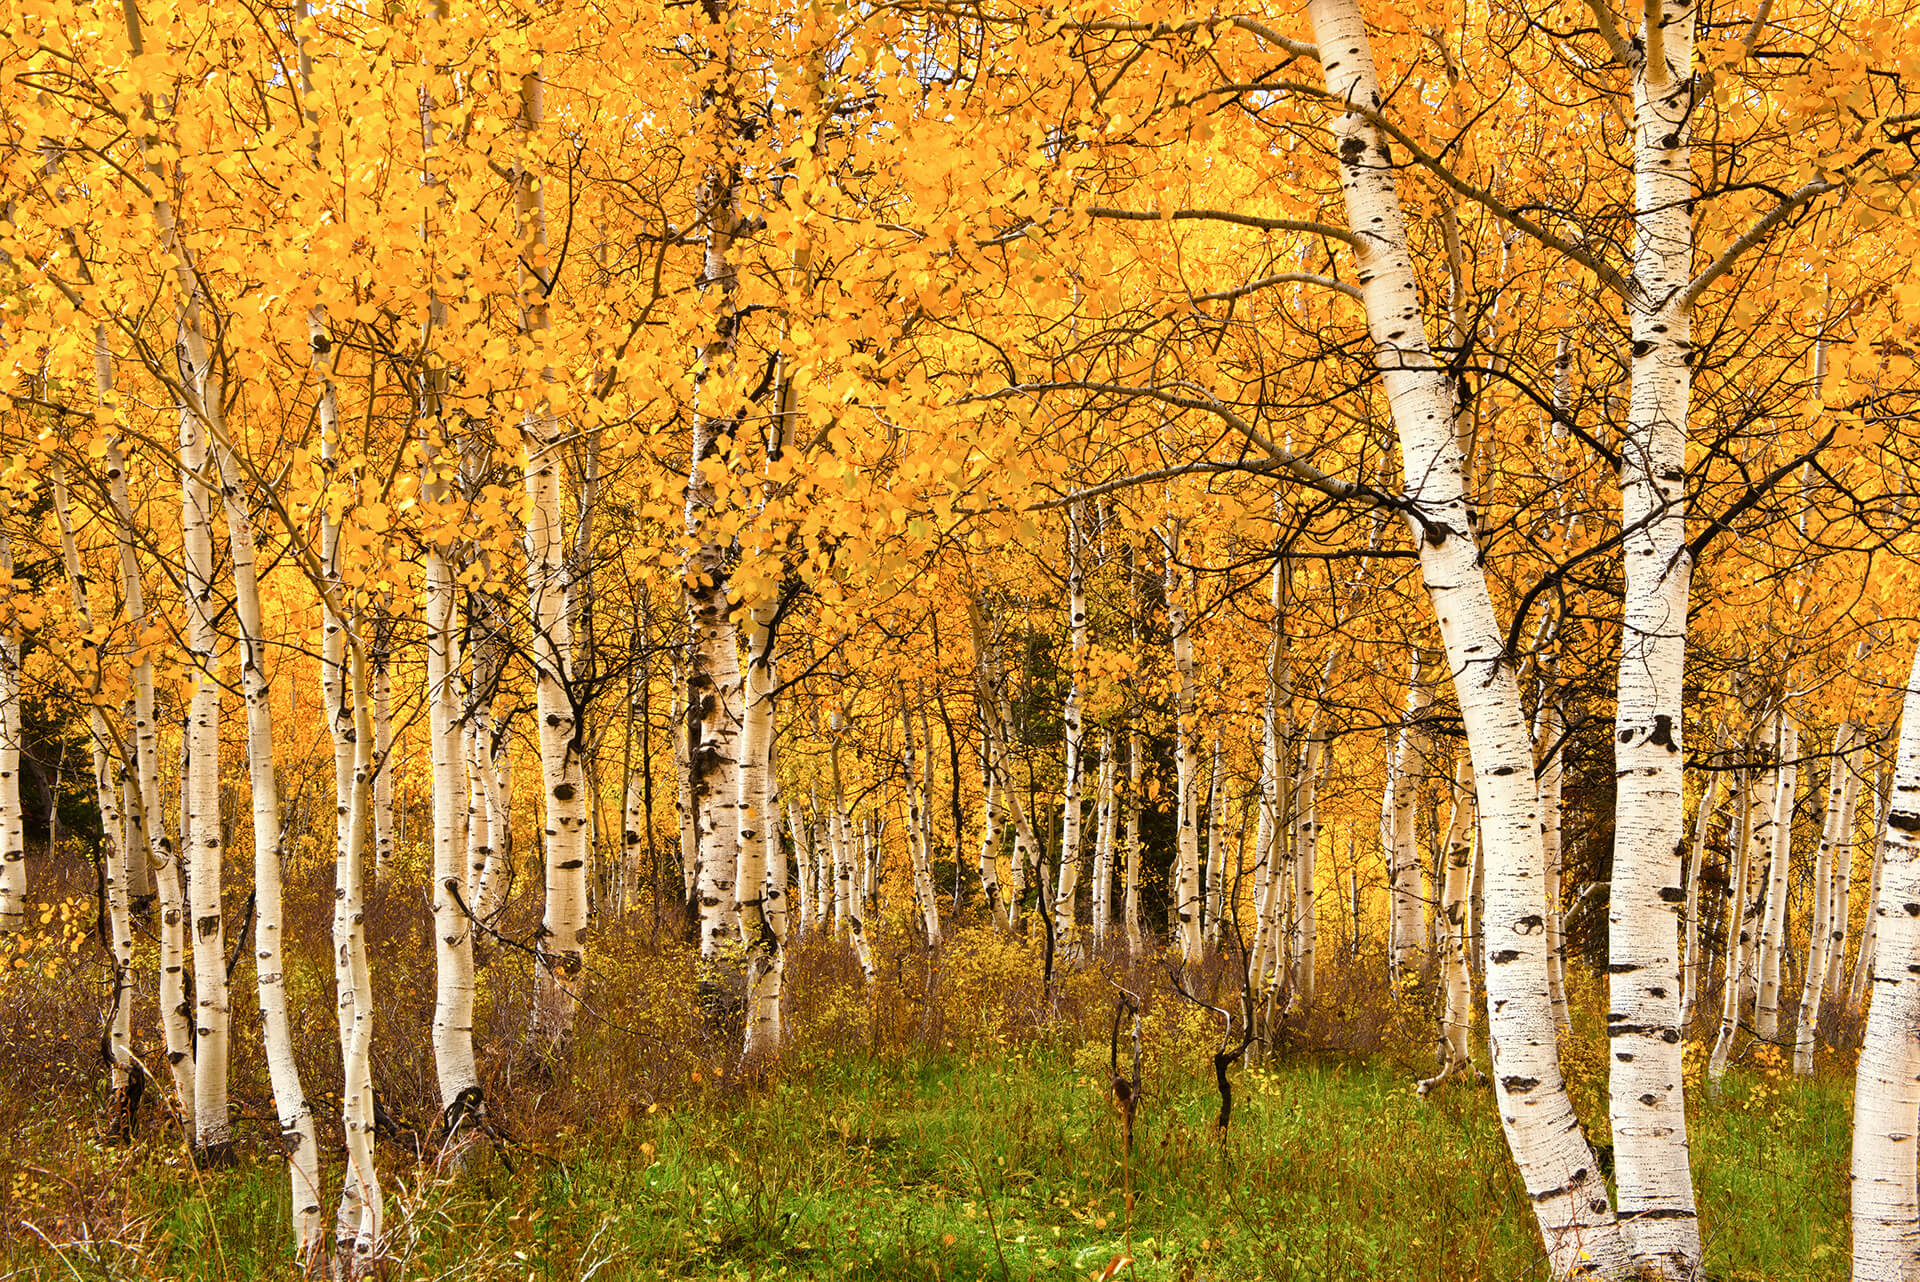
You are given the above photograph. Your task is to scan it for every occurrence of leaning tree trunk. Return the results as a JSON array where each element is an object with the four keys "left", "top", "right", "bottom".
[
  {"left": 1852, "top": 640, "right": 1920, "bottom": 1280},
  {"left": 1308, "top": 0, "right": 1627, "bottom": 1268}
]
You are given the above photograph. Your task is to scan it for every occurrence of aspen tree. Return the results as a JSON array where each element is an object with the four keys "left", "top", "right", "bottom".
[
  {"left": 1204, "top": 736, "right": 1227, "bottom": 944},
  {"left": 1755, "top": 716, "right": 1801, "bottom": 1040},
  {"left": 1852, "top": 640, "right": 1920, "bottom": 1280},
  {"left": 1419, "top": 753, "right": 1478, "bottom": 1095},
  {"left": 512, "top": 65, "right": 589, "bottom": 1042},
  {"left": 1054, "top": 512, "right": 1087, "bottom": 936},
  {"left": 177, "top": 350, "right": 229, "bottom": 1156},
  {"left": 1091, "top": 731, "right": 1116, "bottom": 943},
  {"left": 735, "top": 594, "right": 783, "bottom": 1063},
  {"left": 1850, "top": 766, "right": 1894, "bottom": 1011},
  {"left": 1824, "top": 741, "right": 1868, "bottom": 1003},
  {"left": 0, "top": 513, "right": 20, "bottom": 936},
  {"left": 1385, "top": 653, "right": 1431, "bottom": 986},
  {"left": 1600, "top": 0, "right": 1706, "bottom": 1262},
  {"left": 899, "top": 693, "right": 942, "bottom": 946},
  {"left": 48, "top": 466, "right": 139, "bottom": 1144},
  {"left": 976, "top": 749, "right": 1005, "bottom": 928},
  {"left": 1161, "top": 522, "right": 1203, "bottom": 962},
  {"left": 1535, "top": 696, "right": 1573, "bottom": 1034},
  {"left": 1795, "top": 723, "right": 1859, "bottom": 1074},
  {"left": 1711, "top": 737, "right": 1775, "bottom": 1087},
  {"left": 1306, "top": 0, "right": 1628, "bottom": 1266},
  {"left": 1678, "top": 746, "right": 1725, "bottom": 1028},
  {"left": 199, "top": 431, "right": 324, "bottom": 1245}
]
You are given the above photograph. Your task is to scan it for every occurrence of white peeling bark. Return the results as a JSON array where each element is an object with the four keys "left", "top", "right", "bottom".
[
  {"left": 1308, "top": 1, "right": 1628, "bottom": 1269},
  {"left": 1850, "top": 764, "right": 1894, "bottom": 1011},
  {"left": 1851, "top": 640, "right": 1920, "bottom": 1280},
  {"left": 1678, "top": 750, "right": 1724, "bottom": 1029},
  {"left": 1091, "top": 731, "right": 1116, "bottom": 943}
]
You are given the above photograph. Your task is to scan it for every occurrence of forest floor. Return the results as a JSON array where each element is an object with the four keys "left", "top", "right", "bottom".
[{"left": 0, "top": 1034, "right": 1850, "bottom": 1281}]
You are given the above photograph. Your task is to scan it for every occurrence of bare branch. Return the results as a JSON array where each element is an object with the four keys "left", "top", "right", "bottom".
[
  {"left": 1086, "top": 205, "right": 1363, "bottom": 249},
  {"left": 1192, "top": 271, "right": 1361, "bottom": 303},
  {"left": 1680, "top": 179, "right": 1838, "bottom": 310}
]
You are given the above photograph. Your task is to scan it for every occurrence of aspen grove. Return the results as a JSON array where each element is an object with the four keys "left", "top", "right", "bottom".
[{"left": 1, "top": 0, "right": 1918, "bottom": 1278}]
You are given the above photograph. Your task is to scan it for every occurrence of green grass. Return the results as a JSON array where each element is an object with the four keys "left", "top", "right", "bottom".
[{"left": 2, "top": 1046, "right": 1850, "bottom": 1281}]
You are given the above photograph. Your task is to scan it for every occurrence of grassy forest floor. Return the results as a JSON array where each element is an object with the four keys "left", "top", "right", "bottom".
[{"left": 0, "top": 894, "right": 1856, "bottom": 1282}]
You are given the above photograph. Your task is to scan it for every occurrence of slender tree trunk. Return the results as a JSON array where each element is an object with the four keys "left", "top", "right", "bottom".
[
  {"left": 1387, "top": 652, "right": 1432, "bottom": 986},
  {"left": 1711, "top": 747, "right": 1774, "bottom": 1087},
  {"left": 1054, "top": 512, "right": 1087, "bottom": 941},
  {"left": 1419, "top": 753, "right": 1478, "bottom": 1094},
  {"left": 1091, "top": 732, "right": 1116, "bottom": 944},
  {"left": 1852, "top": 641, "right": 1920, "bottom": 1280},
  {"left": 1679, "top": 747, "right": 1725, "bottom": 1029},
  {"left": 202, "top": 436, "right": 324, "bottom": 1251},
  {"left": 1755, "top": 717, "right": 1800, "bottom": 1041},
  {"left": 1606, "top": 0, "right": 1704, "bottom": 1266},
  {"left": 1162, "top": 523, "right": 1203, "bottom": 962},
  {"left": 1850, "top": 763, "right": 1894, "bottom": 1010},
  {"left": 828, "top": 720, "right": 873, "bottom": 980},
  {"left": 976, "top": 746, "right": 1004, "bottom": 928},
  {"left": 178, "top": 354, "right": 229, "bottom": 1156},
  {"left": 0, "top": 520, "right": 18, "bottom": 938},
  {"left": 335, "top": 645, "right": 381, "bottom": 1274},
  {"left": 1795, "top": 724, "right": 1859, "bottom": 1074},
  {"left": 1308, "top": 0, "right": 1627, "bottom": 1267},
  {"left": 1535, "top": 699, "right": 1572, "bottom": 1034},
  {"left": 736, "top": 600, "right": 783, "bottom": 1064},
  {"left": 900, "top": 692, "right": 942, "bottom": 946}
]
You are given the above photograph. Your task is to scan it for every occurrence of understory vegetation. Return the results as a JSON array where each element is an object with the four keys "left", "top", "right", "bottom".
[{"left": 0, "top": 863, "right": 1851, "bottom": 1282}]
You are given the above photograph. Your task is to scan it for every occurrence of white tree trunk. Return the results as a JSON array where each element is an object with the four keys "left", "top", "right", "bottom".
[
  {"left": 900, "top": 694, "right": 943, "bottom": 946},
  {"left": 1678, "top": 752, "right": 1724, "bottom": 1029},
  {"left": 1054, "top": 512, "right": 1088, "bottom": 938},
  {"left": 1162, "top": 524, "right": 1203, "bottom": 962},
  {"left": 977, "top": 749, "right": 1005, "bottom": 928},
  {"left": 1291, "top": 721, "right": 1325, "bottom": 1003},
  {"left": 1535, "top": 699, "right": 1572, "bottom": 1034},
  {"left": 1851, "top": 641, "right": 1920, "bottom": 1280},
  {"left": 1755, "top": 716, "right": 1800, "bottom": 1041},
  {"left": 736, "top": 601, "right": 784, "bottom": 1064},
  {"left": 1711, "top": 749, "right": 1774, "bottom": 1087},
  {"left": 178, "top": 365, "right": 229, "bottom": 1155},
  {"left": 1419, "top": 752, "right": 1477, "bottom": 1094},
  {"left": 0, "top": 521, "right": 18, "bottom": 938},
  {"left": 1795, "top": 724, "right": 1859, "bottom": 1075},
  {"left": 1308, "top": 0, "right": 1627, "bottom": 1267},
  {"left": 1091, "top": 732, "right": 1116, "bottom": 943},
  {"left": 335, "top": 645, "right": 381, "bottom": 1272},
  {"left": 1850, "top": 764, "right": 1894, "bottom": 1010},
  {"left": 1606, "top": 0, "right": 1703, "bottom": 1267},
  {"left": 1387, "top": 653, "right": 1432, "bottom": 986},
  {"left": 201, "top": 438, "right": 324, "bottom": 1254}
]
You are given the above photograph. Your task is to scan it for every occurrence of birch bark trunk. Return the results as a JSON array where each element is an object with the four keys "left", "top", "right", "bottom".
[
  {"left": 1849, "top": 764, "right": 1894, "bottom": 1011},
  {"left": 1851, "top": 641, "right": 1920, "bottom": 1280},
  {"left": 1678, "top": 749, "right": 1724, "bottom": 1029},
  {"left": 1054, "top": 513, "right": 1087, "bottom": 940},
  {"left": 1419, "top": 753, "right": 1478, "bottom": 1094},
  {"left": 1308, "top": 1, "right": 1627, "bottom": 1267},
  {"left": 736, "top": 600, "right": 783, "bottom": 1064},
  {"left": 900, "top": 693, "right": 943, "bottom": 946}
]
